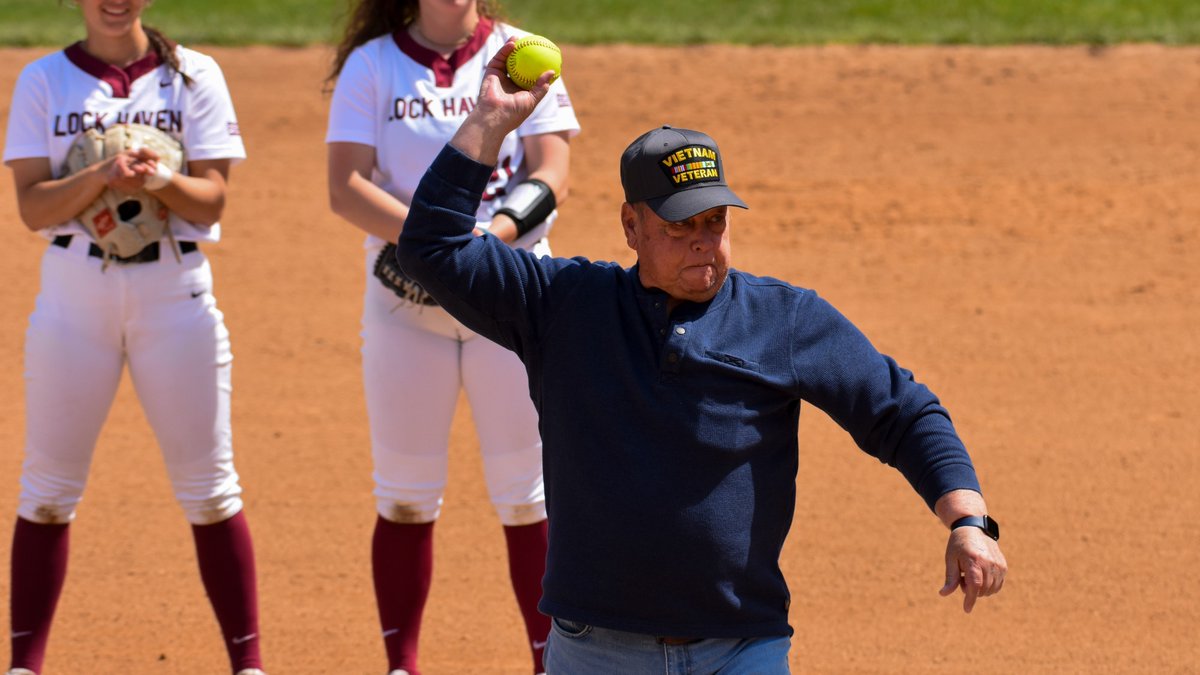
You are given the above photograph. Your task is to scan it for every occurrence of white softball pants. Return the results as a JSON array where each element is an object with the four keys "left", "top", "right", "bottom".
[
  {"left": 18, "top": 237, "right": 242, "bottom": 526},
  {"left": 361, "top": 246, "right": 545, "bottom": 527}
]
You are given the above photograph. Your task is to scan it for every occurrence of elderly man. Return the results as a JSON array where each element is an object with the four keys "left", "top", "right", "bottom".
[{"left": 396, "top": 41, "right": 1007, "bottom": 674}]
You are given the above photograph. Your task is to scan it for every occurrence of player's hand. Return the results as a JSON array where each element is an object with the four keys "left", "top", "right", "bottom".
[
  {"left": 475, "top": 38, "right": 555, "bottom": 134},
  {"left": 104, "top": 151, "right": 152, "bottom": 194},
  {"left": 940, "top": 526, "right": 1007, "bottom": 613}
]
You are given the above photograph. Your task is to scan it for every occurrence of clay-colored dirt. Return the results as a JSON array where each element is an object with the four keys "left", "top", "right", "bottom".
[{"left": 1, "top": 44, "right": 1198, "bottom": 674}]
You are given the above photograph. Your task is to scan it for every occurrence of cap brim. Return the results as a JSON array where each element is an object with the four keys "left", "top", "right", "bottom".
[{"left": 645, "top": 184, "right": 748, "bottom": 222}]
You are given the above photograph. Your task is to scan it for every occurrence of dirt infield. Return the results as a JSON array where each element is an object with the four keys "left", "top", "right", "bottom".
[{"left": 1, "top": 44, "right": 1197, "bottom": 674}]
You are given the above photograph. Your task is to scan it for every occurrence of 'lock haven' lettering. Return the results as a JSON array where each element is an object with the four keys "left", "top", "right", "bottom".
[
  {"left": 660, "top": 146, "right": 719, "bottom": 185},
  {"left": 53, "top": 110, "right": 183, "bottom": 136},
  {"left": 390, "top": 96, "right": 476, "bottom": 120}
]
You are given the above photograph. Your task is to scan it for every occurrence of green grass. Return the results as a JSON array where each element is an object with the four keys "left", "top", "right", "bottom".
[
  {"left": 508, "top": 0, "right": 1200, "bottom": 45},
  {"left": 1, "top": 0, "right": 1198, "bottom": 47},
  {"left": 0, "top": 0, "right": 344, "bottom": 47}
]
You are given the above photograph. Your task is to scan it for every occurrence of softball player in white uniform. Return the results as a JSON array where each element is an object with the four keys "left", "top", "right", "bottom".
[
  {"left": 326, "top": 1, "right": 578, "bottom": 673},
  {"left": 3, "top": 2, "right": 265, "bottom": 674}
]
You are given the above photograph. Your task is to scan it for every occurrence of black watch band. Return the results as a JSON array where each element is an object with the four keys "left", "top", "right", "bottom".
[{"left": 951, "top": 515, "right": 1000, "bottom": 541}]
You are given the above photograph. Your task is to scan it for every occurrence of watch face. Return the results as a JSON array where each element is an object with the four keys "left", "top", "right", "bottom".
[{"left": 983, "top": 516, "right": 1000, "bottom": 541}]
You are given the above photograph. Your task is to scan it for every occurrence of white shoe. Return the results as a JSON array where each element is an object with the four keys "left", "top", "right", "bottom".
[
  {"left": 7, "top": 669, "right": 37, "bottom": 675},
  {"left": 235, "top": 670, "right": 267, "bottom": 675},
  {"left": 388, "top": 670, "right": 410, "bottom": 675}
]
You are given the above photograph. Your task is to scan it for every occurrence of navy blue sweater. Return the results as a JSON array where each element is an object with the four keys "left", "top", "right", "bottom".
[{"left": 397, "top": 144, "right": 981, "bottom": 638}]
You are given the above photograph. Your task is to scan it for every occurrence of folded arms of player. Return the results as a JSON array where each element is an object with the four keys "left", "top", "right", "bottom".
[
  {"left": 9, "top": 147, "right": 230, "bottom": 232},
  {"left": 9, "top": 150, "right": 155, "bottom": 231}
]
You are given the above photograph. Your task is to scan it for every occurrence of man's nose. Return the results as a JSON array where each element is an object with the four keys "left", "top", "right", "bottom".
[{"left": 692, "top": 230, "right": 719, "bottom": 251}]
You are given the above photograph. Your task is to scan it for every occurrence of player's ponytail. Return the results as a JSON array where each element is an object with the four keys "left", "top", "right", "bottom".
[
  {"left": 144, "top": 25, "right": 194, "bottom": 88},
  {"left": 326, "top": 0, "right": 506, "bottom": 88}
]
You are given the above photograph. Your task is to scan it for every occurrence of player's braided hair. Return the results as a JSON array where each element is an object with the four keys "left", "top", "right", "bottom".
[
  {"left": 326, "top": 0, "right": 505, "bottom": 87},
  {"left": 144, "top": 25, "right": 194, "bottom": 88}
]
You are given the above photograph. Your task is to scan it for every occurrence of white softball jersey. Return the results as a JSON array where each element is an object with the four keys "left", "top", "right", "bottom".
[
  {"left": 325, "top": 20, "right": 581, "bottom": 249},
  {"left": 3, "top": 42, "right": 246, "bottom": 242},
  {"left": 4, "top": 43, "right": 246, "bottom": 526}
]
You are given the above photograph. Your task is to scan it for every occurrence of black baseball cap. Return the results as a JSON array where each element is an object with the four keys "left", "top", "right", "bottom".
[{"left": 620, "top": 125, "right": 748, "bottom": 222}]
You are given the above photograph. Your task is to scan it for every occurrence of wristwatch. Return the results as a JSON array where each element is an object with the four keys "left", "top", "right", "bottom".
[{"left": 951, "top": 515, "right": 1000, "bottom": 541}]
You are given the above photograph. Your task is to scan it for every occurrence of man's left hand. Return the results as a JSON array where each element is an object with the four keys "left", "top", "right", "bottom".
[{"left": 940, "top": 527, "right": 1007, "bottom": 613}]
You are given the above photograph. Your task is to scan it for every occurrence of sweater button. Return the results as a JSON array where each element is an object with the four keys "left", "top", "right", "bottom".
[{"left": 674, "top": 326, "right": 686, "bottom": 335}]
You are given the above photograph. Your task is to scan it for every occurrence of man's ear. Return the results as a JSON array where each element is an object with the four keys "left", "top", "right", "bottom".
[{"left": 620, "top": 202, "right": 638, "bottom": 251}]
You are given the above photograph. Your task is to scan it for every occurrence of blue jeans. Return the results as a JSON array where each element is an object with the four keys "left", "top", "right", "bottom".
[{"left": 544, "top": 617, "right": 791, "bottom": 674}]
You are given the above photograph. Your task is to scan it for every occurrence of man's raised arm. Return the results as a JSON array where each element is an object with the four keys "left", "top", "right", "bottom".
[{"left": 393, "top": 39, "right": 561, "bottom": 349}]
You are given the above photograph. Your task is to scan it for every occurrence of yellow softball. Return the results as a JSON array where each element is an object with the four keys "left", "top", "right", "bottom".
[{"left": 505, "top": 35, "right": 562, "bottom": 90}]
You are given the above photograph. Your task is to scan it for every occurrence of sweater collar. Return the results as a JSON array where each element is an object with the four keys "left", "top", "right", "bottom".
[{"left": 629, "top": 263, "right": 733, "bottom": 319}]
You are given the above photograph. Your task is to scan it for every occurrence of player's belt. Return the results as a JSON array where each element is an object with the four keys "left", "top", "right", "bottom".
[{"left": 52, "top": 235, "right": 197, "bottom": 264}]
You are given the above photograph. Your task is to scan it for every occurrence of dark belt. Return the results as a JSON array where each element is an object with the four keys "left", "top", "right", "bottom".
[
  {"left": 656, "top": 636, "right": 704, "bottom": 646},
  {"left": 52, "top": 235, "right": 197, "bottom": 264}
]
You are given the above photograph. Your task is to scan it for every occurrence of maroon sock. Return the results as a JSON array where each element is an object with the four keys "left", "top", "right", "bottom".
[
  {"left": 503, "top": 520, "right": 550, "bottom": 674},
  {"left": 10, "top": 518, "right": 70, "bottom": 673},
  {"left": 373, "top": 517, "right": 435, "bottom": 675},
  {"left": 191, "top": 511, "right": 262, "bottom": 673}
]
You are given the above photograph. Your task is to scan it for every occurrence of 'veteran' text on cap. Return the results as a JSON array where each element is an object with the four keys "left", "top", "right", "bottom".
[{"left": 620, "top": 125, "right": 747, "bottom": 222}]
